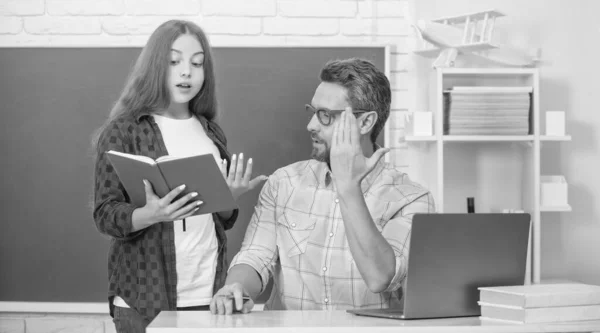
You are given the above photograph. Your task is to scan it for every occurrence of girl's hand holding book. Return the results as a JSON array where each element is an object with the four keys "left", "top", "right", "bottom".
[
  {"left": 220, "top": 153, "right": 268, "bottom": 201},
  {"left": 142, "top": 179, "right": 204, "bottom": 223}
]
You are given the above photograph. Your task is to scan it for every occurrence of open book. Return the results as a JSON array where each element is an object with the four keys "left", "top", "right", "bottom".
[{"left": 106, "top": 150, "right": 237, "bottom": 216}]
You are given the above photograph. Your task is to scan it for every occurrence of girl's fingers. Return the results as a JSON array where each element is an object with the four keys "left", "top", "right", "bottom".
[
  {"left": 227, "top": 154, "right": 237, "bottom": 184},
  {"left": 242, "top": 158, "right": 253, "bottom": 184},
  {"left": 143, "top": 179, "right": 159, "bottom": 200},
  {"left": 235, "top": 153, "right": 245, "bottom": 183},
  {"left": 170, "top": 191, "right": 198, "bottom": 211},
  {"left": 248, "top": 175, "right": 268, "bottom": 190},
  {"left": 220, "top": 159, "right": 227, "bottom": 179},
  {"left": 162, "top": 184, "right": 186, "bottom": 205},
  {"left": 172, "top": 199, "right": 203, "bottom": 219}
]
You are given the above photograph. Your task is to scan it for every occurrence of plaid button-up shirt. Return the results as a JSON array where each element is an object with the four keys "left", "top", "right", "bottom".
[
  {"left": 93, "top": 111, "right": 238, "bottom": 322},
  {"left": 230, "top": 158, "right": 435, "bottom": 310}
]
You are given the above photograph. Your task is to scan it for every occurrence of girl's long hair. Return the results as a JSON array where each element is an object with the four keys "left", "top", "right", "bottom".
[{"left": 91, "top": 20, "right": 218, "bottom": 151}]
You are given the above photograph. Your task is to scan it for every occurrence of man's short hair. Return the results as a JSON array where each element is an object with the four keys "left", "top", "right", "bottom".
[{"left": 319, "top": 58, "right": 391, "bottom": 143}]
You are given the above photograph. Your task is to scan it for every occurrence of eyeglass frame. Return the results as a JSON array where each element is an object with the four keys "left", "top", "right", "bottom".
[{"left": 305, "top": 104, "right": 371, "bottom": 126}]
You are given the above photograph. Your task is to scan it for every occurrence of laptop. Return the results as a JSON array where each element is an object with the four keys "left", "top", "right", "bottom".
[{"left": 347, "top": 213, "right": 531, "bottom": 320}]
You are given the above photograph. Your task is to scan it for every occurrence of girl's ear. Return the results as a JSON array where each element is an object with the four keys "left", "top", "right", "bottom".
[{"left": 358, "top": 111, "right": 378, "bottom": 136}]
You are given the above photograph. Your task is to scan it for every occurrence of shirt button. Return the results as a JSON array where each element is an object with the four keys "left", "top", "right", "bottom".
[
  {"left": 335, "top": 198, "right": 339, "bottom": 203},
  {"left": 324, "top": 298, "right": 329, "bottom": 303},
  {"left": 329, "top": 232, "right": 334, "bottom": 237},
  {"left": 291, "top": 223, "right": 296, "bottom": 228},
  {"left": 322, "top": 266, "right": 327, "bottom": 271}
]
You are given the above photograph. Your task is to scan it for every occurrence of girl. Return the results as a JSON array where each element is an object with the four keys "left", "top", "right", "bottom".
[{"left": 92, "top": 20, "right": 266, "bottom": 333}]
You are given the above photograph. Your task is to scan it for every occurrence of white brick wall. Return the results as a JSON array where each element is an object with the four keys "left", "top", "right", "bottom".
[
  {"left": 278, "top": 0, "right": 357, "bottom": 17},
  {"left": 24, "top": 17, "right": 102, "bottom": 34},
  {"left": 124, "top": 0, "right": 201, "bottom": 16},
  {"left": 201, "top": 0, "right": 276, "bottom": 17},
  {"left": 46, "top": 0, "right": 125, "bottom": 16},
  {"left": 0, "top": 16, "right": 23, "bottom": 34},
  {"left": 0, "top": 0, "right": 44, "bottom": 16}
]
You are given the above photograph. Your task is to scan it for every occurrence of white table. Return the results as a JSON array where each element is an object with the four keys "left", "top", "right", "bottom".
[{"left": 147, "top": 310, "right": 600, "bottom": 333}]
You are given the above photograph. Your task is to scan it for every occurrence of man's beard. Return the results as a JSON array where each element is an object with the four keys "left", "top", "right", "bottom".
[{"left": 311, "top": 143, "right": 330, "bottom": 164}]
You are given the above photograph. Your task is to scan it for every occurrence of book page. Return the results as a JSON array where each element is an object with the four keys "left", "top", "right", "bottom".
[
  {"left": 155, "top": 155, "right": 183, "bottom": 163},
  {"left": 107, "top": 150, "right": 156, "bottom": 165}
]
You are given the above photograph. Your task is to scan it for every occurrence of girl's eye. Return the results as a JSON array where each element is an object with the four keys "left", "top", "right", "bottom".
[
  {"left": 192, "top": 62, "right": 203, "bottom": 67},
  {"left": 170, "top": 60, "right": 179, "bottom": 65}
]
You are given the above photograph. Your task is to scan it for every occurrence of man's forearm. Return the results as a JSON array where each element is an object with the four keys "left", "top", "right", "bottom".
[
  {"left": 225, "top": 264, "right": 264, "bottom": 300},
  {"left": 337, "top": 184, "right": 396, "bottom": 293}
]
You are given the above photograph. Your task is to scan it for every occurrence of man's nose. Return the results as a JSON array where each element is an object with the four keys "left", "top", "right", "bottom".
[{"left": 307, "top": 113, "right": 320, "bottom": 132}]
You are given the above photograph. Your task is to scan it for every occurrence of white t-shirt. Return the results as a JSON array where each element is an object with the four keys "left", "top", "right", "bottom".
[{"left": 113, "top": 114, "right": 221, "bottom": 308}]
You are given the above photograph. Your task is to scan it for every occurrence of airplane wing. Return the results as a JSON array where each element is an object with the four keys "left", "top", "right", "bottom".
[
  {"left": 431, "top": 9, "right": 505, "bottom": 25},
  {"left": 414, "top": 42, "right": 498, "bottom": 58}
]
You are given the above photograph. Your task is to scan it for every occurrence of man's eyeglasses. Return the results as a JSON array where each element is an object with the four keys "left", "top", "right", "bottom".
[{"left": 305, "top": 104, "right": 369, "bottom": 126}]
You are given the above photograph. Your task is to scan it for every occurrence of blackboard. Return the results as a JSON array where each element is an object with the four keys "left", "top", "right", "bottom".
[{"left": 0, "top": 46, "right": 386, "bottom": 304}]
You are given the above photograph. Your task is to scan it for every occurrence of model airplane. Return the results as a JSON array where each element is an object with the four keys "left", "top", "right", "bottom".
[{"left": 408, "top": 9, "right": 540, "bottom": 68}]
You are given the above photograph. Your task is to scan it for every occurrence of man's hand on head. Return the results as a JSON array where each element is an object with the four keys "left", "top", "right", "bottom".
[
  {"left": 210, "top": 283, "right": 254, "bottom": 315},
  {"left": 330, "top": 107, "right": 389, "bottom": 190}
]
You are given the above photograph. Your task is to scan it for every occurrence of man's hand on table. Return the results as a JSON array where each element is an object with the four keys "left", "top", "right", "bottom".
[{"left": 210, "top": 283, "right": 254, "bottom": 315}]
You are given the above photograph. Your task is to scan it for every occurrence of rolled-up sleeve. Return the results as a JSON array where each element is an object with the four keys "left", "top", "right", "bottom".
[
  {"left": 229, "top": 174, "right": 279, "bottom": 293},
  {"left": 381, "top": 191, "right": 435, "bottom": 293}
]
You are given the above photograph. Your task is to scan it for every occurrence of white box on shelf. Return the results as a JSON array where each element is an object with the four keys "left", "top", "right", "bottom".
[
  {"left": 406, "top": 111, "right": 433, "bottom": 136},
  {"left": 545, "top": 111, "right": 565, "bottom": 136},
  {"left": 540, "top": 175, "right": 568, "bottom": 207}
]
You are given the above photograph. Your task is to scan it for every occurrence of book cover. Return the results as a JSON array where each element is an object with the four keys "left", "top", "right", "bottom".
[
  {"left": 479, "top": 283, "right": 600, "bottom": 308},
  {"left": 105, "top": 150, "right": 237, "bottom": 216},
  {"left": 479, "top": 301, "right": 600, "bottom": 324}
]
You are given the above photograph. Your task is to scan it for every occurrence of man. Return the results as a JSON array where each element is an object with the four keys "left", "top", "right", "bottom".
[{"left": 210, "top": 58, "right": 435, "bottom": 315}]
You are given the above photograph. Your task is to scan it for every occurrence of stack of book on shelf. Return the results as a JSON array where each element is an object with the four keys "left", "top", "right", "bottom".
[
  {"left": 443, "top": 86, "right": 532, "bottom": 135},
  {"left": 478, "top": 283, "right": 600, "bottom": 324}
]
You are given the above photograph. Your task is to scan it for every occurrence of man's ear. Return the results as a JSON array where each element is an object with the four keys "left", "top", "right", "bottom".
[{"left": 358, "top": 111, "right": 378, "bottom": 136}]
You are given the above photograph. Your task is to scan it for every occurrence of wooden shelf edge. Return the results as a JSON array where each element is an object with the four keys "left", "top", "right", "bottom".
[
  {"left": 443, "top": 135, "right": 533, "bottom": 142},
  {"left": 405, "top": 135, "right": 572, "bottom": 142},
  {"left": 540, "top": 205, "right": 572, "bottom": 212},
  {"left": 540, "top": 135, "right": 572, "bottom": 141},
  {"left": 440, "top": 67, "right": 538, "bottom": 75}
]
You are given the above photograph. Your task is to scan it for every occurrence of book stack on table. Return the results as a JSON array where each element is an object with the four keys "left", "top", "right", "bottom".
[{"left": 478, "top": 283, "right": 600, "bottom": 323}]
